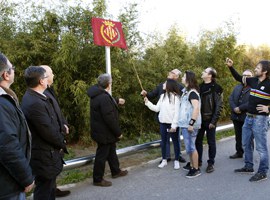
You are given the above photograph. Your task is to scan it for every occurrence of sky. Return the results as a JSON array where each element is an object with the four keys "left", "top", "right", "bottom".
[
  {"left": 12, "top": 0, "right": 270, "bottom": 46},
  {"left": 104, "top": 0, "right": 270, "bottom": 46}
]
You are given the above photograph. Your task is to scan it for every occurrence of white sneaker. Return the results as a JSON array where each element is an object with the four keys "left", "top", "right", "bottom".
[
  {"left": 158, "top": 159, "right": 167, "bottom": 168},
  {"left": 174, "top": 160, "right": 180, "bottom": 170}
]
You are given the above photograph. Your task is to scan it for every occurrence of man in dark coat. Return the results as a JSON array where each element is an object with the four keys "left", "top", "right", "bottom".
[
  {"left": 0, "top": 53, "right": 34, "bottom": 199},
  {"left": 41, "top": 65, "right": 70, "bottom": 197},
  {"left": 87, "top": 73, "right": 128, "bottom": 187},
  {"left": 21, "top": 66, "right": 67, "bottom": 199},
  {"left": 195, "top": 67, "right": 223, "bottom": 173},
  {"left": 141, "top": 69, "right": 186, "bottom": 163},
  {"left": 229, "top": 69, "right": 253, "bottom": 159}
]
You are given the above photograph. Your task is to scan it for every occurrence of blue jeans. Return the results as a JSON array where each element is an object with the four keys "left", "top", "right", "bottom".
[
  {"left": 160, "top": 126, "right": 182, "bottom": 159},
  {"left": 160, "top": 123, "right": 180, "bottom": 160},
  {"left": 242, "top": 115, "right": 269, "bottom": 173},
  {"left": 182, "top": 128, "right": 198, "bottom": 154},
  {"left": 8, "top": 193, "right": 26, "bottom": 200}
]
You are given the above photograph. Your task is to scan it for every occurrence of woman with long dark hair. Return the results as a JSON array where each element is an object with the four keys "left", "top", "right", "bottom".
[
  {"left": 179, "top": 71, "right": 202, "bottom": 178},
  {"left": 144, "top": 79, "right": 181, "bottom": 169}
]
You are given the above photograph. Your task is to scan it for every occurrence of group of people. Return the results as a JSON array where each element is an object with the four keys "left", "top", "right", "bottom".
[
  {"left": 1, "top": 52, "right": 270, "bottom": 199},
  {"left": 141, "top": 58, "right": 270, "bottom": 182},
  {"left": 0, "top": 53, "right": 70, "bottom": 200},
  {"left": 142, "top": 67, "right": 223, "bottom": 178}
]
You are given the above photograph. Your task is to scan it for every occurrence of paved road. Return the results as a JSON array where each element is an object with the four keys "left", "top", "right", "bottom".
[{"left": 56, "top": 135, "right": 270, "bottom": 200}]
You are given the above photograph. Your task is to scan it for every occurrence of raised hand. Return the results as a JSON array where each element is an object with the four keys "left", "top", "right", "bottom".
[{"left": 225, "top": 57, "right": 233, "bottom": 67}]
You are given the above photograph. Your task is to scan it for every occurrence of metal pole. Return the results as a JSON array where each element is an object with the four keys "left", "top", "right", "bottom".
[
  {"left": 105, "top": 46, "right": 111, "bottom": 75},
  {"left": 105, "top": 46, "right": 112, "bottom": 94}
]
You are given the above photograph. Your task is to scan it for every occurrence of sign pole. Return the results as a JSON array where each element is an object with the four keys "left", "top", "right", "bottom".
[
  {"left": 105, "top": 46, "right": 112, "bottom": 94},
  {"left": 105, "top": 46, "right": 111, "bottom": 75}
]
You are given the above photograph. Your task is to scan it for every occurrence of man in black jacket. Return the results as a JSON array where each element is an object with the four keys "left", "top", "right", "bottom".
[
  {"left": 87, "top": 73, "right": 128, "bottom": 187},
  {"left": 21, "top": 66, "right": 67, "bottom": 199},
  {"left": 141, "top": 69, "right": 186, "bottom": 163},
  {"left": 229, "top": 69, "right": 253, "bottom": 159},
  {"left": 195, "top": 67, "right": 223, "bottom": 173},
  {"left": 41, "top": 65, "right": 71, "bottom": 197},
  {"left": 0, "top": 53, "right": 34, "bottom": 199}
]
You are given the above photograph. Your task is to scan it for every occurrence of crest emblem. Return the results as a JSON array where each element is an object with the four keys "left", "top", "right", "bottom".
[{"left": 100, "top": 20, "right": 121, "bottom": 45}]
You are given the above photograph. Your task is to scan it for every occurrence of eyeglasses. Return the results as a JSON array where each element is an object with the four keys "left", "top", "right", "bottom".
[
  {"left": 5, "top": 65, "right": 15, "bottom": 73},
  {"left": 41, "top": 75, "right": 49, "bottom": 79}
]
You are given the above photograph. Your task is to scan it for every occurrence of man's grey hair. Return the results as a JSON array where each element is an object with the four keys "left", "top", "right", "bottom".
[
  {"left": 0, "top": 53, "right": 9, "bottom": 80},
  {"left": 97, "top": 73, "right": 112, "bottom": 89}
]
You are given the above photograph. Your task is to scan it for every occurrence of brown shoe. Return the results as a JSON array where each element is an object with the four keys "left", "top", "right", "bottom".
[
  {"left": 93, "top": 179, "right": 112, "bottom": 187},
  {"left": 55, "top": 188, "right": 71, "bottom": 197},
  {"left": 112, "top": 170, "right": 128, "bottom": 178}
]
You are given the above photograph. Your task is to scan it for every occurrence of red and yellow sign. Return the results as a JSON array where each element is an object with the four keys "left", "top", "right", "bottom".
[{"left": 92, "top": 17, "right": 127, "bottom": 49}]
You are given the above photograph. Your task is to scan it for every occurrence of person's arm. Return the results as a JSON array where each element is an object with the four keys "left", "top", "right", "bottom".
[
  {"left": 226, "top": 58, "right": 243, "bottom": 83},
  {"left": 238, "top": 102, "right": 248, "bottom": 112},
  {"left": 171, "top": 95, "right": 181, "bottom": 130},
  {"left": 0, "top": 99, "right": 34, "bottom": 189},
  {"left": 229, "top": 86, "right": 238, "bottom": 111},
  {"left": 144, "top": 95, "right": 162, "bottom": 112},
  {"left": 115, "top": 97, "right": 125, "bottom": 105},
  {"left": 188, "top": 98, "right": 200, "bottom": 132},
  {"left": 256, "top": 104, "right": 270, "bottom": 114},
  {"left": 210, "top": 85, "right": 223, "bottom": 126},
  {"left": 146, "top": 83, "right": 163, "bottom": 99}
]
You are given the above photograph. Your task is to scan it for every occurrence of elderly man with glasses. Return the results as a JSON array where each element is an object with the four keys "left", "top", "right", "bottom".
[
  {"left": 21, "top": 66, "right": 67, "bottom": 199},
  {"left": 0, "top": 53, "right": 34, "bottom": 200},
  {"left": 229, "top": 69, "right": 253, "bottom": 159}
]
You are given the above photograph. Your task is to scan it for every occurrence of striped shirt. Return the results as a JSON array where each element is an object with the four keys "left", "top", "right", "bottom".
[{"left": 230, "top": 67, "right": 270, "bottom": 115}]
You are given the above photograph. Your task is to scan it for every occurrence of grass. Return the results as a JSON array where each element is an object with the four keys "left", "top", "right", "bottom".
[
  {"left": 216, "top": 130, "right": 234, "bottom": 140},
  {"left": 57, "top": 168, "right": 93, "bottom": 185}
]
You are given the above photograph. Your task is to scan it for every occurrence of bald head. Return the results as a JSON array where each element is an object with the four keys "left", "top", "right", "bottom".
[{"left": 40, "top": 65, "right": 54, "bottom": 86}]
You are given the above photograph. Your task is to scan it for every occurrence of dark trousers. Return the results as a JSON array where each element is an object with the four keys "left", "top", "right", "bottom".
[
  {"left": 195, "top": 121, "right": 216, "bottom": 165},
  {"left": 232, "top": 120, "right": 244, "bottom": 155},
  {"left": 160, "top": 123, "right": 180, "bottom": 160},
  {"left": 93, "top": 143, "right": 120, "bottom": 183},
  {"left": 34, "top": 175, "right": 56, "bottom": 200}
]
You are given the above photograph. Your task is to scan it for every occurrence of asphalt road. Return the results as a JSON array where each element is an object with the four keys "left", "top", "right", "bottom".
[{"left": 54, "top": 134, "right": 270, "bottom": 200}]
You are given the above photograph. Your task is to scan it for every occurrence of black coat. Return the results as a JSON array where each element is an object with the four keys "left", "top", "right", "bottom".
[
  {"left": 0, "top": 89, "right": 33, "bottom": 199},
  {"left": 87, "top": 85, "right": 121, "bottom": 144},
  {"left": 21, "top": 89, "right": 66, "bottom": 179},
  {"left": 229, "top": 84, "right": 250, "bottom": 121},
  {"left": 200, "top": 82, "right": 223, "bottom": 125}
]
